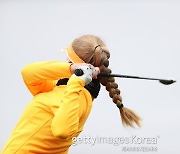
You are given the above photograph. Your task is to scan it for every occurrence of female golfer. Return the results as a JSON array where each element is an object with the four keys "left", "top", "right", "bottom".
[{"left": 2, "top": 35, "right": 141, "bottom": 154}]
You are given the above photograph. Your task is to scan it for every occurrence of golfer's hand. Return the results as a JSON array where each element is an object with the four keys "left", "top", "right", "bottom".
[
  {"left": 71, "top": 64, "right": 99, "bottom": 85},
  {"left": 70, "top": 63, "right": 100, "bottom": 79}
]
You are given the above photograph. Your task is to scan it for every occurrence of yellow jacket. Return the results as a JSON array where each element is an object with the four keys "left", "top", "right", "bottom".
[{"left": 2, "top": 61, "right": 93, "bottom": 154}]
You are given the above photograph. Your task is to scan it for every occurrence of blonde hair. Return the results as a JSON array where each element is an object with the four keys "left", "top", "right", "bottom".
[{"left": 72, "top": 34, "right": 141, "bottom": 128}]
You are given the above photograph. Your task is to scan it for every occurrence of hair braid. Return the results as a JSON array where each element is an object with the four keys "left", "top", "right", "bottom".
[{"left": 99, "top": 47, "right": 141, "bottom": 128}]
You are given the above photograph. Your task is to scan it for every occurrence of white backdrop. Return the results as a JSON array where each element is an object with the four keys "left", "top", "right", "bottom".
[{"left": 0, "top": 0, "right": 180, "bottom": 154}]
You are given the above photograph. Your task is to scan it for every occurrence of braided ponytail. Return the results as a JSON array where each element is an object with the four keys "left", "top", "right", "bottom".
[
  {"left": 97, "top": 45, "right": 141, "bottom": 128},
  {"left": 72, "top": 34, "right": 142, "bottom": 128}
]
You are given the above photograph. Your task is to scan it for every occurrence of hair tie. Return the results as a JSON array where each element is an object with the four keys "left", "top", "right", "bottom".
[
  {"left": 117, "top": 103, "right": 124, "bottom": 109},
  {"left": 94, "top": 45, "right": 101, "bottom": 51}
]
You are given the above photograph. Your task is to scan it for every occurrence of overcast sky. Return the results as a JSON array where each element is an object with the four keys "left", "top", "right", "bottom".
[{"left": 0, "top": 0, "right": 180, "bottom": 154}]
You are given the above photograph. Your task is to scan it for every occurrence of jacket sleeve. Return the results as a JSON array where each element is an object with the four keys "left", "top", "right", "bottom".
[
  {"left": 51, "top": 76, "right": 86, "bottom": 139},
  {"left": 21, "top": 61, "right": 72, "bottom": 96}
]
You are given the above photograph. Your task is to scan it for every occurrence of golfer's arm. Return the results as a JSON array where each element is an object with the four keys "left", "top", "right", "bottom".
[
  {"left": 21, "top": 61, "right": 72, "bottom": 95},
  {"left": 51, "top": 77, "right": 85, "bottom": 139}
]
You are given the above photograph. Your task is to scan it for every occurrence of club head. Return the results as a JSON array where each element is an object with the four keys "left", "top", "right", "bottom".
[{"left": 159, "top": 80, "right": 176, "bottom": 85}]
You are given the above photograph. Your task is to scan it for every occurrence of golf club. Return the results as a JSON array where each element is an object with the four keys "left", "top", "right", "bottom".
[{"left": 74, "top": 69, "right": 176, "bottom": 85}]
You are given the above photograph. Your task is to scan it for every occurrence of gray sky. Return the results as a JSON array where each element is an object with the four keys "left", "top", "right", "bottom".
[{"left": 0, "top": 0, "right": 180, "bottom": 153}]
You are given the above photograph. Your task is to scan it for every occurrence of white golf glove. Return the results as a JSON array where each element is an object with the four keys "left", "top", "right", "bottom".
[{"left": 73, "top": 64, "right": 99, "bottom": 85}]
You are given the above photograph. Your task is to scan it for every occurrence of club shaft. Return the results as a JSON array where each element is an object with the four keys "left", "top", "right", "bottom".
[{"left": 99, "top": 72, "right": 169, "bottom": 81}]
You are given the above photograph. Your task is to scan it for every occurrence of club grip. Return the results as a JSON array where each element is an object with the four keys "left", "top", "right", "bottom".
[{"left": 74, "top": 69, "right": 84, "bottom": 76}]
